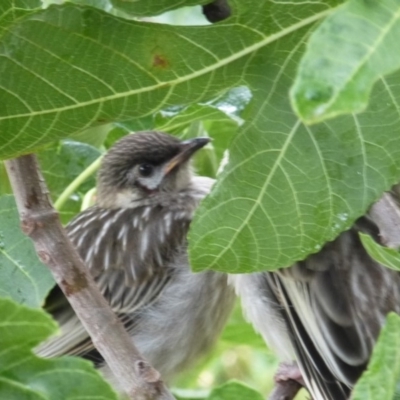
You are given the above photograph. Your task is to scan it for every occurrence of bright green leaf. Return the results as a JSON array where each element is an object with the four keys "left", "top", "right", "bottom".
[
  {"left": 359, "top": 233, "right": 400, "bottom": 271},
  {"left": 351, "top": 313, "right": 400, "bottom": 400},
  {"left": 206, "top": 381, "right": 264, "bottom": 400},
  {"left": 291, "top": 0, "right": 400, "bottom": 123},
  {"left": 0, "top": 298, "right": 118, "bottom": 400},
  {"left": 71, "top": 123, "right": 112, "bottom": 148},
  {"left": 221, "top": 303, "right": 265, "bottom": 348},
  {"left": 0, "top": 195, "right": 54, "bottom": 307}
]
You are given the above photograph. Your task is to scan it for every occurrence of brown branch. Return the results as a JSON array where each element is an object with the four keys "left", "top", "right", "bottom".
[
  {"left": 5, "top": 154, "right": 175, "bottom": 400},
  {"left": 268, "top": 362, "right": 304, "bottom": 400},
  {"left": 268, "top": 379, "right": 302, "bottom": 400}
]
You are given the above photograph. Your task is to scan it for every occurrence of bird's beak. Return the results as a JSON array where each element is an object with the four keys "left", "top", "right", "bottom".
[{"left": 164, "top": 137, "right": 211, "bottom": 175}]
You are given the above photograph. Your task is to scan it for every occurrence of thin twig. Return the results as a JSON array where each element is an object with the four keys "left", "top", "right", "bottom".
[
  {"left": 268, "top": 379, "right": 302, "bottom": 400},
  {"left": 5, "top": 154, "right": 175, "bottom": 400},
  {"left": 54, "top": 155, "right": 102, "bottom": 210},
  {"left": 268, "top": 361, "right": 304, "bottom": 400}
]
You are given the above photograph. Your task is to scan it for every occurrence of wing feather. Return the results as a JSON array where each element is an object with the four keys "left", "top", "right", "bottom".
[
  {"left": 271, "top": 213, "right": 400, "bottom": 399},
  {"left": 38, "top": 201, "right": 194, "bottom": 360}
]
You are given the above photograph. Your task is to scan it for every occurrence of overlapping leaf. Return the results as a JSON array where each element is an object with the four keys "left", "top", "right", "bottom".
[
  {"left": 0, "top": 298, "right": 117, "bottom": 400},
  {"left": 351, "top": 313, "right": 400, "bottom": 400},
  {"left": 292, "top": 0, "right": 400, "bottom": 124},
  {"left": 0, "top": 196, "right": 54, "bottom": 307},
  {"left": 360, "top": 233, "right": 400, "bottom": 271}
]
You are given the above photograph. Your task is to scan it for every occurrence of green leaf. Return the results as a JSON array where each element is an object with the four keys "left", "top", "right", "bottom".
[
  {"left": 0, "top": 195, "right": 54, "bottom": 307},
  {"left": 359, "top": 233, "right": 400, "bottom": 271},
  {"left": 206, "top": 381, "right": 264, "bottom": 400},
  {"left": 0, "top": 0, "right": 41, "bottom": 34},
  {"left": 4, "top": 1, "right": 400, "bottom": 275},
  {"left": 156, "top": 104, "right": 232, "bottom": 134},
  {"left": 38, "top": 140, "right": 101, "bottom": 223},
  {"left": 68, "top": 0, "right": 111, "bottom": 12},
  {"left": 0, "top": 297, "right": 118, "bottom": 400},
  {"left": 221, "top": 303, "right": 265, "bottom": 348},
  {"left": 0, "top": 161, "right": 12, "bottom": 195},
  {"left": 110, "top": 0, "right": 209, "bottom": 17},
  {"left": 351, "top": 313, "right": 400, "bottom": 400},
  {"left": 176, "top": 381, "right": 265, "bottom": 400},
  {"left": 0, "top": 2, "right": 247, "bottom": 159},
  {"left": 155, "top": 102, "right": 241, "bottom": 177},
  {"left": 71, "top": 123, "right": 112, "bottom": 148},
  {"left": 0, "top": 2, "right": 332, "bottom": 161},
  {"left": 189, "top": 2, "right": 400, "bottom": 274},
  {"left": 291, "top": 0, "right": 400, "bottom": 123}
]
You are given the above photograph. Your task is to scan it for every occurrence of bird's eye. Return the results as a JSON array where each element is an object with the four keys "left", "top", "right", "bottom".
[{"left": 138, "top": 163, "right": 154, "bottom": 177}]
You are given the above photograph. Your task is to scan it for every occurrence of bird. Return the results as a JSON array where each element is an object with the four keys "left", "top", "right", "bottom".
[
  {"left": 38, "top": 131, "right": 235, "bottom": 387},
  {"left": 231, "top": 196, "right": 400, "bottom": 400}
]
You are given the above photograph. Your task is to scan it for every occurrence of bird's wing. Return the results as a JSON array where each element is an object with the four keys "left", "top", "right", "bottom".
[
  {"left": 271, "top": 215, "right": 400, "bottom": 400},
  {"left": 68, "top": 205, "right": 192, "bottom": 311},
  {"left": 38, "top": 203, "right": 194, "bottom": 360}
]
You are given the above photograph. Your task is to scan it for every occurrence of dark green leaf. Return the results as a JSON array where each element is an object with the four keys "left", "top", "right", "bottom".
[
  {"left": 0, "top": 2, "right": 243, "bottom": 158},
  {"left": 292, "top": 0, "right": 400, "bottom": 123},
  {"left": 0, "top": 298, "right": 118, "bottom": 400},
  {"left": 0, "top": 161, "right": 12, "bottom": 195},
  {"left": 0, "top": 0, "right": 41, "bottom": 34},
  {"left": 189, "top": 2, "right": 400, "bottom": 273},
  {"left": 351, "top": 313, "right": 400, "bottom": 400},
  {"left": 0, "top": 195, "right": 54, "bottom": 307}
]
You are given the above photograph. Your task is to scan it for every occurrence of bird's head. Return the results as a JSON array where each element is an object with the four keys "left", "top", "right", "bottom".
[{"left": 97, "top": 131, "right": 210, "bottom": 208}]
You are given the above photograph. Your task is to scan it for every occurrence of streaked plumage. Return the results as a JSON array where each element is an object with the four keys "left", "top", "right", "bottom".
[
  {"left": 38, "top": 132, "right": 235, "bottom": 385},
  {"left": 232, "top": 195, "right": 400, "bottom": 400}
]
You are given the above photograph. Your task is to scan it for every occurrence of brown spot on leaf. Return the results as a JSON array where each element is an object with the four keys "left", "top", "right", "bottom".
[{"left": 152, "top": 54, "right": 169, "bottom": 69}]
